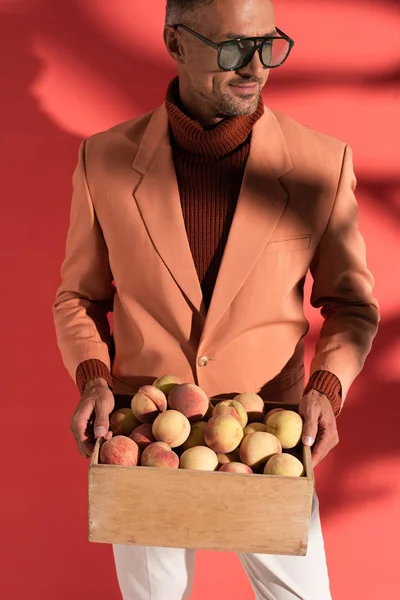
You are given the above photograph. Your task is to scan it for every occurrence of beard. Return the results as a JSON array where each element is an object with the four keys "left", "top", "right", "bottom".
[
  {"left": 214, "top": 87, "right": 262, "bottom": 117},
  {"left": 191, "top": 80, "right": 263, "bottom": 120}
]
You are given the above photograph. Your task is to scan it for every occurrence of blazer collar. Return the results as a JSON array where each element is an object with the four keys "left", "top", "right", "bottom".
[{"left": 131, "top": 103, "right": 293, "bottom": 333}]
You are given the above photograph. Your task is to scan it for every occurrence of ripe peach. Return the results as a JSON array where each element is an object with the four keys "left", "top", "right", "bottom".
[
  {"left": 234, "top": 393, "right": 265, "bottom": 422},
  {"left": 152, "top": 410, "right": 191, "bottom": 448},
  {"left": 264, "top": 453, "right": 304, "bottom": 477},
  {"left": 285, "top": 446, "right": 303, "bottom": 462},
  {"left": 129, "top": 423, "right": 156, "bottom": 451},
  {"left": 264, "top": 407, "right": 285, "bottom": 423},
  {"left": 141, "top": 441, "right": 179, "bottom": 469},
  {"left": 168, "top": 383, "right": 209, "bottom": 422},
  {"left": 131, "top": 385, "right": 167, "bottom": 423},
  {"left": 180, "top": 446, "right": 219, "bottom": 471},
  {"left": 182, "top": 421, "right": 207, "bottom": 451},
  {"left": 110, "top": 408, "right": 140, "bottom": 436},
  {"left": 100, "top": 436, "right": 139, "bottom": 466},
  {"left": 204, "top": 415, "right": 243, "bottom": 454},
  {"left": 217, "top": 448, "right": 241, "bottom": 466},
  {"left": 219, "top": 462, "right": 253, "bottom": 474},
  {"left": 265, "top": 410, "right": 303, "bottom": 449},
  {"left": 239, "top": 432, "right": 282, "bottom": 470},
  {"left": 152, "top": 374, "right": 182, "bottom": 397},
  {"left": 213, "top": 400, "right": 248, "bottom": 428},
  {"left": 243, "top": 422, "right": 267, "bottom": 436}
]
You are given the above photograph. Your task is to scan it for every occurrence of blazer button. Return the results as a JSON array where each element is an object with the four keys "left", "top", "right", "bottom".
[{"left": 198, "top": 356, "right": 209, "bottom": 367}]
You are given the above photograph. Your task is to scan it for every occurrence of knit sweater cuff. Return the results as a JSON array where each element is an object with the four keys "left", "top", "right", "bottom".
[
  {"left": 303, "top": 370, "right": 342, "bottom": 417},
  {"left": 76, "top": 359, "right": 113, "bottom": 394}
]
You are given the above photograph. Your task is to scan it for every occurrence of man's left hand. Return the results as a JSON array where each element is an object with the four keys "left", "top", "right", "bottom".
[{"left": 298, "top": 390, "right": 339, "bottom": 467}]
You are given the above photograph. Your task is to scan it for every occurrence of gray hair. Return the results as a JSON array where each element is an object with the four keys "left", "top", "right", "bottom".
[{"left": 165, "top": 0, "right": 215, "bottom": 27}]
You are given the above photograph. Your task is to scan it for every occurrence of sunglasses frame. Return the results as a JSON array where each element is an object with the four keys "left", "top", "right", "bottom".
[{"left": 173, "top": 24, "right": 295, "bottom": 71}]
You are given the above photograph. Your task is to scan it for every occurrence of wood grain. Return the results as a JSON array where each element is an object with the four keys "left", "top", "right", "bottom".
[{"left": 89, "top": 438, "right": 314, "bottom": 555}]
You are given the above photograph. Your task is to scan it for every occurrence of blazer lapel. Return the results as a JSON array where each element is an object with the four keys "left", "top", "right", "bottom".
[
  {"left": 200, "top": 108, "right": 294, "bottom": 339},
  {"left": 132, "top": 105, "right": 205, "bottom": 317}
]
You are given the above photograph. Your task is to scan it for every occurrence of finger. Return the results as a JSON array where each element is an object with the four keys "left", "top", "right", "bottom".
[
  {"left": 74, "top": 415, "right": 95, "bottom": 453},
  {"left": 71, "top": 400, "right": 95, "bottom": 438},
  {"left": 80, "top": 439, "right": 95, "bottom": 458},
  {"left": 312, "top": 427, "right": 337, "bottom": 467},
  {"left": 93, "top": 403, "right": 111, "bottom": 438},
  {"left": 301, "top": 407, "right": 319, "bottom": 447},
  {"left": 312, "top": 440, "right": 329, "bottom": 467},
  {"left": 80, "top": 426, "right": 111, "bottom": 457},
  {"left": 71, "top": 406, "right": 96, "bottom": 458},
  {"left": 69, "top": 425, "right": 94, "bottom": 458},
  {"left": 70, "top": 422, "right": 94, "bottom": 458}
]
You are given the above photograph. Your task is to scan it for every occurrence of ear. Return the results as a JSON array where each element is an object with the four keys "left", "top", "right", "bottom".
[{"left": 164, "top": 25, "right": 185, "bottom": 64}]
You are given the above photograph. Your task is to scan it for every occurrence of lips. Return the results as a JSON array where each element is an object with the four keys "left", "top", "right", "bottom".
[{"left": 230, "top": 83, "right": 258, "bottom": 91}]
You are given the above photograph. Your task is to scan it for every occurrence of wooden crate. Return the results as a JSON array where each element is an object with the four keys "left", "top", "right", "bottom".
[{"left": 89, "top": 415, "right": 314, "bottom": 556}]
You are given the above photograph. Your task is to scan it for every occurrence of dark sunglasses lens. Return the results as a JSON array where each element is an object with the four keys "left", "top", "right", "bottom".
[
  {"left": 219, "top": 38, "right": 291, "bottom": 70},
  {"left": 261, "top": 38, "right": 290, "bottom": 67},
  {"left": 219, "top": 40, "right": 255, "bottom": 70}
]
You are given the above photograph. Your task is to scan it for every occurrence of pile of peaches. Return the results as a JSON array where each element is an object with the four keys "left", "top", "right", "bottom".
[{"left": 100, "top": 375, "right": 305, "bottom": 477}]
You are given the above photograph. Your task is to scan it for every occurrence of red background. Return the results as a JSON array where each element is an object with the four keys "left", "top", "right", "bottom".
[{"left": 2, "top": 1, "right": 400, "bottom": 598}]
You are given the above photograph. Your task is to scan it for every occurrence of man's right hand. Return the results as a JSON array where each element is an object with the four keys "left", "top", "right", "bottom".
[{"left": 70, "top": 377, "right": 115, "bottom": 458}]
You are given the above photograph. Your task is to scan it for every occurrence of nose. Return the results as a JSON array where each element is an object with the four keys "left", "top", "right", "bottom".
[{"left": 237, "top": 48, "right": 265, "bottom": 77}]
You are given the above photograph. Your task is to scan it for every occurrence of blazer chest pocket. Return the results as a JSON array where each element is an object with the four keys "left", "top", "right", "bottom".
[{"left": 262, "top": 234, "right": 311, "bottom": 255}]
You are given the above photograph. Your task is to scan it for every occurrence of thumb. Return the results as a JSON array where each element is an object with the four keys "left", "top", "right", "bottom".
[
  {"left": 301, "top": 408, "right": 318, "bottom": 447},
  {"left": 94, "top": 403, "right": 110, "bottom": 438}
]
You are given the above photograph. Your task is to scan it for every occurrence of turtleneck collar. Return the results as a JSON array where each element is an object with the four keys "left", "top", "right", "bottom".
[{"left": 165, "top": 77, "right": 264, "bottom": 158}]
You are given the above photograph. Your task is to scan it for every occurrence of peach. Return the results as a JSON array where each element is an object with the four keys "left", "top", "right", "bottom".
[
  {"left": 182, "top": 421, "right": 207, "bottom": 451},
  {"left": 213, "top": 400, "right": 248, "bottom": 428},
  {"left": 110, "top": 408, "right": 140, "bottom": 436},
  {"left": 100, "top": 436, "right": 139, "bottom": 466},
  {"left": 152, "top": 374, "right": 182, "bottom": 397},
  {"left": 204, "top": 415, "right": 243, "bottom": 454},
  {"left": 234, "top": 393, "right": 265, "bottom": 422},
  {"left": 131, "top": 385, "right": 167, "bottom": 423},
  {"left": 141, "top": 441, "right": 179, "bottom": 469},
  {"left": 239, "top": 432, "right": 282, "bottom": 470},
  {"left": 265, "top": 410, "right": 303, "bottom": 449},
  {"left": 285, "top": 446, "right": 303, "bottom": 462},
  {"left": 180, "top": 446, "right": 219, "bottom": 471},
  {"left": 243, "top": 422, "right": 267, "bottom": 436},
  {"left": 212, "top": 404, "right": 241, "bottom": 423},
  {"left": 264, "top": 407, "right": 285, "bottom": 423},
  {"left": 217, "top": 448, "right": 241, "bottom": 466},
  {"left": 219, "top": 462, "right": 253, "bottom": 474},
  {"left": 168, "top": 383, "right": 209, "bottom": 422},
  {"left": 129, "top": 423, "right": 156, "bottom": 451},
  {"left": 152, "top": 410, "right": 191, "bottom": 448},
  {"left": 264, "top": 453, "right": 304, "bottom": 477}
]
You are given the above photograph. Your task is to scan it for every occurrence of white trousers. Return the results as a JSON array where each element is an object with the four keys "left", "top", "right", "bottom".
[{"left": 113, "top": 493, "right": 331, "bottom": 600}]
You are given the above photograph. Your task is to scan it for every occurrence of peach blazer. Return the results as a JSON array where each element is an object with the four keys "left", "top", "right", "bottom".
[{"left": 53, "top": 104, "right": 379, "bottom": 410}]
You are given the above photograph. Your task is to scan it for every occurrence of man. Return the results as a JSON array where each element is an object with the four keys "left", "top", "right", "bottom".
[{"left": 53, "top": 0, "right": 379, "bottom": 598}]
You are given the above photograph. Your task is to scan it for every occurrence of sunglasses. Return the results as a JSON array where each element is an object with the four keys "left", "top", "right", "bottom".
[{"left": 174, "top": 25, "right": 295, "bottom": 71}]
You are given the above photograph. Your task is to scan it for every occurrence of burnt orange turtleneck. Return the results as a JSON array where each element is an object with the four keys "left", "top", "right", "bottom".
[
  {"left": 76, "top": 78, "right": 342, "bottom": 416},
  {"left": 165, "top": 76, "right": 265, "bottom": 310}
]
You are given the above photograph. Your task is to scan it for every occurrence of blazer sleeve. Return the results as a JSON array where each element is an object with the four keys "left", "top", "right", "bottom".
[
  {"left": 308, "top": 144, "right": 380, "bottom": 405},
  {"left": 52, "top": 140, "right": 115, "bottom": 385}
]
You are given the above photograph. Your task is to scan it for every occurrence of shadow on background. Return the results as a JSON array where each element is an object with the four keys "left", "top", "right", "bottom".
[{"left": 1, "top": 1, "right": 399, "bottom": 599}]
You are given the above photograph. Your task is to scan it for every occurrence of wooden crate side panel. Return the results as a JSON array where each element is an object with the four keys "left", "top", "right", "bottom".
[{"left": 89, "top": 465, "right": 313, "bottom": 555}]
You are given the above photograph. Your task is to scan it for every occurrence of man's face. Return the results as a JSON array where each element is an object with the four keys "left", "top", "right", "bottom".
[{"left": 170, "top": 0, "right": 276, "bottom": 118}]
